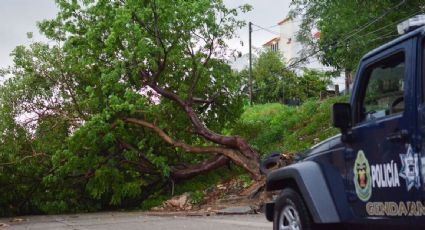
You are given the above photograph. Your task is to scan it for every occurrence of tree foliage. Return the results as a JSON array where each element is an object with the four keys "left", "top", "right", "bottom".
[
  {"left": 239, "top": 50, "right": 331, "bottom": 104},
  {"left": 252, "top": 51, "right": 297, "bottom": 103},
  {"left": 291, "top": 0, "right": 425, "bottom": 70},
  {"left": 0, "top": 0, "right": 261, "bottom": 215}
]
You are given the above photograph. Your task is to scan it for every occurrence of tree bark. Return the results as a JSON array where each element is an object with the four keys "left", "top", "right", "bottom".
[
  {"left": 123, "top": 117, "right": 262, "bottom": 180},
  {"left": 148, "top": 83, "right": 259, "bottom": 162},
  {"left": 171, "top": 155, "right": 229, "bottom": 180}
]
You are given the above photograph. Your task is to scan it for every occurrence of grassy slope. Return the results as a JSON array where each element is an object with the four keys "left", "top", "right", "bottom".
[{"left": 234, "top": 96, "right": 347, "bottom": 157}]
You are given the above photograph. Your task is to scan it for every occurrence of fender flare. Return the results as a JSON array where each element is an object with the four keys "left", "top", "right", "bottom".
[{"left": 266, "top": 161, "right": 341, "bottom": 223}]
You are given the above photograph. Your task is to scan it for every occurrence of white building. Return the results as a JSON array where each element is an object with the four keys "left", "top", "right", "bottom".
[
  {"left": 263, "top": 17, "right": 345, "bottom": 92},
  {"left": 229, "top": 53, "right": 250, "bottom": 72}
]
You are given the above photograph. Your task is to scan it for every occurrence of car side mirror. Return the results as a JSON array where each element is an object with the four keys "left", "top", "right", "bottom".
[{"left": 332, "top": 103, "right": 352, "bottom": 132}]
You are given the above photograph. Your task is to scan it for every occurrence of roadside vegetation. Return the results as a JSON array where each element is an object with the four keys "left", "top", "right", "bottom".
[{"left": 235, "top": 96, "right": 346, "bottom": 157}]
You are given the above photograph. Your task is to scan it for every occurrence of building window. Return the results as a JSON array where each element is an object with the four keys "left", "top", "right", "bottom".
[{"left": 271, "top": 43, "right": 279, "bottom": 52}]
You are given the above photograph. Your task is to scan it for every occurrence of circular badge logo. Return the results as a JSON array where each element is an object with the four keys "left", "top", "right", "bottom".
[{"left": 354, "top": 150, "right": 372, "bottom": 202}]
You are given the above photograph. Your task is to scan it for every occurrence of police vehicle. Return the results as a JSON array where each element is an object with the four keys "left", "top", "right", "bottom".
[{"left": 264, "top": 15, "right": 425, "bottom": 230}]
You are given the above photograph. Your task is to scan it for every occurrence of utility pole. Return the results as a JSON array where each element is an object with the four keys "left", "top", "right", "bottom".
[
  {"left": 249, "top": 22, "right": 253, "bottom": 106},
  {"left": 281, "top": 75, "right": 285, "bottom": 104},
  {"left": 345, "top": 69, "right": 352, "bottom": 95}
]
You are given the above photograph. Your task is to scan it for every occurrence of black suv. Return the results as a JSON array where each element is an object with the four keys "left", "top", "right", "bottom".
[{"left": 265, "top": 16, "right": 425, "bottom": 230}]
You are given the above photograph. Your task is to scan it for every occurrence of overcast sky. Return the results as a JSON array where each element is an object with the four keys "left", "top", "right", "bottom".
[
  {"left": 0, "top": 0, "right": 291, "bottom": 69},
  {"left": 0, "top": 0, "right": 58, "bottom": 68},
  {"left": 223, "top": 0, "right": 291, "bottom": 54}
]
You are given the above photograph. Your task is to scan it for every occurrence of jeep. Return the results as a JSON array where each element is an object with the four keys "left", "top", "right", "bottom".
[{"left": 264, "top": 15, "right": 425, "bottom": 230}]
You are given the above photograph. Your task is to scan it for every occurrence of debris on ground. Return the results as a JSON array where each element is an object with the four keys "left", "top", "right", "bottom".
[
  {"left": 149, "top": 152, "right": 293, "bottom": 215},
  {"left": 150, "top": 177, "right": 265, "bottom": 214},
  {"left": 152, "top": 192, "right": 193, "bottom": 212},
  {"left": 10, "top": 218, "right": 27, "bottom": 223}
]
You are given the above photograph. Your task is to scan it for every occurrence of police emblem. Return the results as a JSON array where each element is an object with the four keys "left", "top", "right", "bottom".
[
  {"left": 354, "top": 150, "right": 372, "bottom": 202},
  {"left": 399, "top": 145, "right": 421, "bottom": 191}
]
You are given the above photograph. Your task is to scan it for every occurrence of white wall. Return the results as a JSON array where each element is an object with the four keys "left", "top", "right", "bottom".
[
  {"left": 277, "top": 18, "right": 346, "bottom": 91},
  {"left": 278, "top": 19, "right": 300, "bottom": 62}
]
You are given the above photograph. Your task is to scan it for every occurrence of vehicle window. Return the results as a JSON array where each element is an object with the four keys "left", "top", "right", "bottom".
[{"left": 361, "top": 53, "right": 405, "bottom": 122}]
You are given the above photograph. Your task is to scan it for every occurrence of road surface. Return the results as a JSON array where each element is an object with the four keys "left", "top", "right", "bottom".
[{"left": 0, "top": 212, "right": 272, "bottom": 230}]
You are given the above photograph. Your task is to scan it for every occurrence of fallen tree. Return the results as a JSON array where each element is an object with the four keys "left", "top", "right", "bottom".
[{"left": 0, "top": 0, "right": 265, "bottom": 215}]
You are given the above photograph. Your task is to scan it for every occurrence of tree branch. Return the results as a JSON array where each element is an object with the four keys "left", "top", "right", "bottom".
[
  {"left": 117, "top": 139, "right": 157, "bottom": 170},
  {"left": 123, "top": 117, "right": 260, "bottom": 179},
  {"left": 124, "top": 118, "right": 226, "bottom": 154},
  {"left": 147, "top": 83, "right": 258, "bottom": 161},
  {"left": 171, "top": 155, "right": 229, "bottom": 180},
  {"left": 0, "top": 153, "right": 47, "bottom": 166}
]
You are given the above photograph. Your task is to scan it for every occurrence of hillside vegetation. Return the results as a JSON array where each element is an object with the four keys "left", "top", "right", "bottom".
[{"left": 235, "top": 96, "right": 347, "bottom": 157}]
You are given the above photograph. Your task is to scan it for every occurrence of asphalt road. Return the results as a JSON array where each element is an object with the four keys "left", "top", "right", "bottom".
[{"left": 0, "top": 212, "right": 272, "bottom": 230}]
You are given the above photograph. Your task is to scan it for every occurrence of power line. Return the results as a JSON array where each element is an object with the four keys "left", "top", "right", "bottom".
[
  {"left": 256, "top": 23, "right": 280, "bottom": 30},
  {"left": 355, "top": 9, "right": 423, "bottom": 39},
  {"left": 288, "top": 31, "right": 400, "bottom": 69},
  {"left": 251, "top": 23, "right": 280, "bottom": 36},
  {"left": 340, "top": 0, "right": 406, "bottom": 42},
  {"left": 267, "top": 24, "right": 280, "bottom": 29},
  {"left": 288, "top": 33, "right": 391, "bottom": 69},
  {"left": 287, "top": 1, "right": 412, "bottom": 69},
  {"left": 253, "top": 18, "right": 303, "bottom": 33},
  {"left": 360, "top": 32, "right": 400, "bottom": 44},
  {"left": 250, "top": 0, "right": 411, "bottom": 69}
]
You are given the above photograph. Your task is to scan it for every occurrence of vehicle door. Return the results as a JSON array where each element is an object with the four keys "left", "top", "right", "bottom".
[
  {"left": 417, "top": 36, "right": 425, "bottom": 222},
  {"left": 346, "top": 39, "right": 422, "bottom": 220}
]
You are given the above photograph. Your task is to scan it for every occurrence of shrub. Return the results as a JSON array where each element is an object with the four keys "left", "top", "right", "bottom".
[{"left": 234, "top": 96, "right": 348, "bottom": 157}]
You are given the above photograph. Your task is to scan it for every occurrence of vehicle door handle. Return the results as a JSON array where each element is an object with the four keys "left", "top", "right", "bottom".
[{"left": 386, "top": 129, "right": 408, "bottom": 142}]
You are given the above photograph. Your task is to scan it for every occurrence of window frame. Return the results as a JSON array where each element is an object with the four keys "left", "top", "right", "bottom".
[{"left": 354, "top": 50, "right": 406, "bottom": 125}]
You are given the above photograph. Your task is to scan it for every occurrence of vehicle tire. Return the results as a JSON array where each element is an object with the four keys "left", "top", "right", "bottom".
[
  {"left": 273, "top": 188, "right": 315, "bottom": 230},
  {"left": 260, "top": 152, "right": 281, "bottom": 175}
]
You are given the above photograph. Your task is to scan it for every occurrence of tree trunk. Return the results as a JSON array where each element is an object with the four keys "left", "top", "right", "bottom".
[
  {"left": 144, "top": 83, "right": 263, "bottom": 180},
  {"left": 124, "top": 117, "right": 262, "bottom": 180}
]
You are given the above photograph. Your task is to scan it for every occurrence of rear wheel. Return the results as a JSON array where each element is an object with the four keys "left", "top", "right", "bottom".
[{"left": 273, "top": 188, "right": 315, "bottom": 230}]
